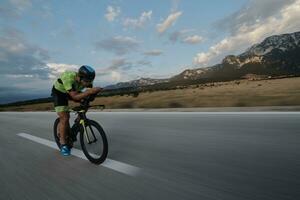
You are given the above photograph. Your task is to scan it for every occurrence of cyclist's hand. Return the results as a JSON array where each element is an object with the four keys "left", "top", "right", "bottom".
[
  {"left": 94, "top": 87, "right": 103, "bottom": 93},
  {"left": 87, "top": 87, "right": 102, "bottom": 95}
]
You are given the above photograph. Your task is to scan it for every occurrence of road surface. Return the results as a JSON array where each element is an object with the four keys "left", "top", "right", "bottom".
[{"left": 0, "top": 111, "right": 299, "bottom": 200}]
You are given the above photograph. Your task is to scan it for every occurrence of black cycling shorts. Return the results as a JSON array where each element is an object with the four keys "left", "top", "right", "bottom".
[{"left": 51, "top": 86, "right": 70, "bottom": 112}]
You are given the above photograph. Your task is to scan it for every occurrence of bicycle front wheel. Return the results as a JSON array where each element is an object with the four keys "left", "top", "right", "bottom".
[{"left": 80, "top": 119, "right": 108, "bottom": 164}]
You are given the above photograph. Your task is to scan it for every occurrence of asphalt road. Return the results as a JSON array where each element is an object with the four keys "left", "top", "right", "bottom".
[{"left": 0, "top": 111, "right": 299, "bottom": 200}]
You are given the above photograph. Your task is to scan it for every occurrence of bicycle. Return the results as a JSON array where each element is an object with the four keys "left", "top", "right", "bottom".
[{"left": 53, "top": 94, "right": 108, "bottom": 164}]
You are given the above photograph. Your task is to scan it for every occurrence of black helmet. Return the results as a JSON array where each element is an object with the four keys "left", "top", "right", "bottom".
[{"left": 78, "top": 65, "right": 95, "bottom": 82}]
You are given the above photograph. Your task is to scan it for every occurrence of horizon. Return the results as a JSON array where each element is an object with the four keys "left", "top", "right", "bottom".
[{"left": 1, "top": 0, "right": 300, "bottom": 104}]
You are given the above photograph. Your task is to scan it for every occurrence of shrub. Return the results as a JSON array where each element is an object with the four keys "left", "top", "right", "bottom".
[{"left": 168, "top": 102, "right": 184, "bottom": 108}]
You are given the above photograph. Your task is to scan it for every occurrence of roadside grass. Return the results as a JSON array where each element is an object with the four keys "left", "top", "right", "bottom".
[{"left": 1, "top": 77, "right": 300, "bottom": 111}]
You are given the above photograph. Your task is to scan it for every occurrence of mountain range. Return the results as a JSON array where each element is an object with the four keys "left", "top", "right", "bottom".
[{"left": 105, "top": 31, "right": 300, "bottom": 89}]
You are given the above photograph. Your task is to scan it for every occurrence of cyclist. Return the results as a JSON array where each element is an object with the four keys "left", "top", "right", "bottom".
[{"left": 51, "top": 65, "right": 102, "bottom": 156}]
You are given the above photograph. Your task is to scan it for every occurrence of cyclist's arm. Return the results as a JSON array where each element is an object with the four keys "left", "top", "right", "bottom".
[
  {"left": 68, "top": 90, "right": 92, "bottom": 101},
  {"left": 68, "top": 87, "right": 102, "bottom": 101}
]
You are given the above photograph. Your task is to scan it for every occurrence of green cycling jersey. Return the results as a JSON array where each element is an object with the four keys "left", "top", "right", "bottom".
[{"left": 54, "top": 71, "right": 87, "bottom": 93}]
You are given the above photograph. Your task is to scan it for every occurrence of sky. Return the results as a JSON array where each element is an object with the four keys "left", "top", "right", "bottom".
[{"left": 1, "top": 0, "right": 300, "bottom": 103}]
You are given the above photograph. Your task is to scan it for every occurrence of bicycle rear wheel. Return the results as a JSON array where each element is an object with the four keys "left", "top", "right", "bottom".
[
  {"left": 80, "top": 119, "right": 108, "bottom": 164},
  {"left": 53, "top": 118, "right": 61, "bottom": 149},
  {"left": 53, "top": 118, "right": 74, "bottom": 149}
]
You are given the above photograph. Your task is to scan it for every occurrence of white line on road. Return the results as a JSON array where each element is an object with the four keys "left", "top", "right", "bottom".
[{"left": 17, "top": 133, "right": 141, "bottom": 177}]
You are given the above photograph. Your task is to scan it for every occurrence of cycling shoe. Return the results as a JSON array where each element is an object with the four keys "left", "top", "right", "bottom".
[{"left": 60, "top": 144, "right": 71, "bottom": 156}]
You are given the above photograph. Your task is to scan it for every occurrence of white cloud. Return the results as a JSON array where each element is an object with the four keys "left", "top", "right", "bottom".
[
  {"left": 216, "top": 0, "right": 296, "bottom": 34},
  {"left": 111, "top": 71, "right": 121, "bottom": 81},
  {"left": 182, "top": 35, "right": 203, "bottom": 44},
  {"left": 105, "top": 6, "right": 120, "bottom": 22},
  {"left": 97, "top": 69, "right": 124, "bottom": 83},
  {"left": 47, "top": 63, "right": 78, "bottom": 79},
  {"left": 156, "top": 11, "right": 182, "bottom": 34},
  {"left": 123, "top": 11, "right": 152, "bottom": 28},
  {"left": 194, "top": 0, "right": 300, "bottom": 67}
]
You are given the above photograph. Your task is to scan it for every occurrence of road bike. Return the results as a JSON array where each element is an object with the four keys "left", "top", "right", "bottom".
[{"left": 53, "top": 95, "right": 108, "bottom": 164}]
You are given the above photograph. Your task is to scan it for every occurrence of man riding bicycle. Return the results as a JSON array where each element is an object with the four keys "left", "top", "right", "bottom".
[{"left": 51, "top": 65, "right": 102, "bottom": 156}]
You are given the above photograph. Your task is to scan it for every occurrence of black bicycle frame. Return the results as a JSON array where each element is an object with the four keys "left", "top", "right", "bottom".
[{"left": 71, "top": 109, "right": 97, "bottom": 144}]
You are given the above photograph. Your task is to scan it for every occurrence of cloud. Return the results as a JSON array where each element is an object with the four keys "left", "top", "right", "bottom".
[
  {"left": 137, "top": 60, "right": 152, "bottom": 66},
  {"left": 96, "top": 57, "right": 153, "bottom": 84},
  {"left": 182, "top": 35, "right": 203, "bottom": 44},
  {"left": 0, "top": 74, "right": 52, "bottom": 104},
  {"left": 47, "top": 63, "right": 79, "bottom": 79},
  {"left": 105, "top": 57, "right": 152, "bottom": 71},
  {"left": 96, "top": 58, "right": 132, "bottom": 84},
  {"left": 105, "top": 6, "right": 120, "bottom": 22},
  {"left": 168, "top": 29, "right": 193, "bottom": 43},
  {"left": 194, "top": 0, "right": 300, "bottom": 67},
  {"left": 156, "top": 11, "right": 182, "bottom": 34},
  {"left": 143, "top": 49, "right": 163, "bottom": 56},
  {"left": 123, "top": 11, "right": 152, "bottom": 29},
  {"left": 110, "top": 71, "right": 121, "bottom": 81},
  {"left": 96, "top": 58, "right": 133, "bottom": 77},
  {"left": 107, "top": 58, "right": 133, "bottom": 71},
  {"left": 216, "top": 0, "right": 296, "bottom": 34},
  {"left": 95, "top": 36, "right": 141, "bottom": 55},
  {"left": 0, "top": 27, "right": 51, "bottom": 78},
  {"left": 0, "top": 0, "right": 32, "bottom": 19}
]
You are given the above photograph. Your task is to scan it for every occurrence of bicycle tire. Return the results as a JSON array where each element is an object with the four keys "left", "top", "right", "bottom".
[
  {"left": 53, "top": 118, "right": 75, "bottom": 149},
  {"left": 79, "top": 119, "right": 108, "bottom": 164},
  {"left": 53, "top": 118, "right": 61, "bottom": 149}
]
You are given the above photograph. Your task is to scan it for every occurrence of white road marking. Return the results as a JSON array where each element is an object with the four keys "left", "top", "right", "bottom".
[{"left": 17, "top": 133, "right": 141, "bottom": 177}]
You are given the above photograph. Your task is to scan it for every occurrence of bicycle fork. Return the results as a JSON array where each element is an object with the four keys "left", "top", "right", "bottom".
[{"left": 80, "top": 119, "right": 97, "bottom": 144}]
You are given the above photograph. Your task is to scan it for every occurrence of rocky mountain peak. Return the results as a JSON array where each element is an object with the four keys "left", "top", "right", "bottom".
[{"left": 244, "top": 31, "right": 300, "bottom": 56}]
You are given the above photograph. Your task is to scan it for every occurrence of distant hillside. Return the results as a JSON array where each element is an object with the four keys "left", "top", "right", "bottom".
[
  {"left": 105, "top": 78, "right": 169, "bottom": 90},
  {"left": 107, "top": 31, "right": 300, "bottom": 88},
  {"left": 170, "top": 31, "right": 300, "bottom": 83}
]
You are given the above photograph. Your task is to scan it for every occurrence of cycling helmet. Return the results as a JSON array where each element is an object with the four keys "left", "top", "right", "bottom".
[{"left": 78, "top": 65, "right": 95, "bottom": 82}]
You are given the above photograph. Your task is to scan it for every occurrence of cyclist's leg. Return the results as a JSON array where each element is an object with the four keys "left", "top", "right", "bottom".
[
  {"left": 52, "top": 86, "right": 70, "bottom": 146},
  {"left": 57, "top": 111, "right": 70, "bottom": 145}
]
